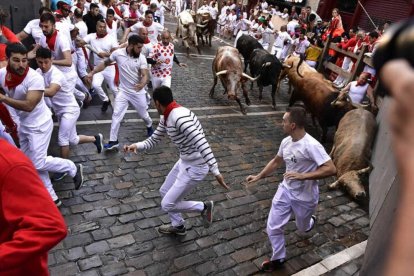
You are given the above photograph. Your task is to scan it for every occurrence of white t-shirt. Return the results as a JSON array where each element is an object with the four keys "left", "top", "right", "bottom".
[
  {"left": 23, "top": 19, "right": 43, "bottom": 44},
  {"left": 36, "top": 65, "right": 79, "bottom": 113},
  {"left": 75, "top": 21, "right": 88, "bottom": 39},
  {"left": 0, "top": 68, "right": 50, "bottom": 127},
  {"left": 109, "top": 48, "right": 148, "bottom": 94},
  {"left": 293, "top": 38, "right": 310, "bottom": 54},
  {"left": 106, "top": 20, "right": 119, "bottom": 40},
  {"left": 274, "top": 31, "right": 292, "bottom": 48},
  {"left": 349, "top": 81, "right": 369, "bottom": 104},
  {"left": 39, "top": 30, "right": 74, "bottom": 74},
  {"left": 83, "top": 33, "right": 119, "bottom": 66},
  {"left": 277, "top": 133, "right": 330, "bottom": 202},
  {"left": 131, "top": 22, "right": 164, "bottom": 44},
  {"left": 287, "top": 19, "right": 299, "bottom": 34}
]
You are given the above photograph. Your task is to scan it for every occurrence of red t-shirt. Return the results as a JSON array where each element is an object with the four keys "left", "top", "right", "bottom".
[{"left": 0, "top": 139, "right": 67, "bottom": 275}]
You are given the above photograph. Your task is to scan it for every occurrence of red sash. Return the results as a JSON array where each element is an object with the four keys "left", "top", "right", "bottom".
[{"left": 5, "top": 65, "right": 29, "bottom": 90}]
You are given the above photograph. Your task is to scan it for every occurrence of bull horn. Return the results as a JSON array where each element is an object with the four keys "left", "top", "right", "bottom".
[
  {"left": 351, "top": 102, "right": 370, "bottom": 109},
  {"left": 197, "top": 24, "right": 207, "bottom": 28},
  {"left": 215, "top": 70, "right": 228, "bottom": 76},
  {"left": 242, "top": 73, "right": 260, "bottom": 81},
  {"left": 182, "top": 36, "right": 188, "bottom": 40},
  {"left": 262, "top": 62, "right": 272, "bottom": 67},
  {"left": 282, "top": 64, "right": 292, "bottom": 68}
]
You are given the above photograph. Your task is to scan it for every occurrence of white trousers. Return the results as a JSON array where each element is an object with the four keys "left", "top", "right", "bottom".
[
  {"left": 19, "top": 119, "right": 77, "bottom": 201},
  {"left": 267, "top": 185, "right": 317, "bottom": 260},
  {"left": 92, "top": 66, "right": 118, "bottom": 102},
  {"left": 306, "top": 60, "right": 317, "bottom": 68},
  {"left": 110, "top": 91, "right": 153, "bottom": 141},
  {"left": 334, "top": 56, "right": 353, "bottom": 84},
  {"left": 152, "top": 75, "right": 172, "bottom": 89},
  {"left": 56, "top": 108, "right": 81, "bottom": 146},
  {"left": 160, "top": 159, "right": 208, "bottom": 227}
]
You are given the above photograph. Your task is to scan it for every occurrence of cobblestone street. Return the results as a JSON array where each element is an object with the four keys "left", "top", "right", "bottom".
[{"left": 46, "top": 14, "right": 369, "bottom": 276}]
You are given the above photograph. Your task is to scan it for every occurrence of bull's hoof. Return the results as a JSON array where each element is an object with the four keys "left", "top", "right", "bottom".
[
  {"left": 186, "top": 48, "right": 190, "bottom": 56},
  {"left": 272, "top": 104, "right": 276, "bottom": 110},
  {"left": 245, "top": 99, "right": 251, "bottom": 106},
  {"left": 209, "top": 91, "right": 214, "bottom": 98},
  {"left": 259, "top": 96, "right": 263, "bottom": 101},
  {"left": 197, "top": 48, "right": 201, "bottom": 54},
  {"left": 354, "top": 191, "right": 367, "bottom": 200},
  {"left": 241, "top": 108, "right": 247, "bottom": 115}
]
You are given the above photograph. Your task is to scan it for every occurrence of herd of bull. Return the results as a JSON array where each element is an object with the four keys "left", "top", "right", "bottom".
[{"left": 208, "top": 34, "right": 377, "bottom": 201}]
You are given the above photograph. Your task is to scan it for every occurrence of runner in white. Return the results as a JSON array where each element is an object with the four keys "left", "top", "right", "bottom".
[
  {"left": 148, "top": 30, "right": 187, "bottom": 89},
  {"left": 35, "top": 47, "right": 103, "bottom": 180},
  {"left": 0, "top": 43, "right": 84, "bottom": 206},
  {"left": 121, "top": 10, "right": 164, "bottom": 44},
  {"left": 16, "top": 7, "right": 52, "bottom": 44},
  {"left": 87, "top": 35, "right": 154, "bottom": 150},
  {"left": 80, "top": 19, "right": 119, "bottom": 112},
  {"left": 105, "top": 8, "right": 121, "bottom": 40}
]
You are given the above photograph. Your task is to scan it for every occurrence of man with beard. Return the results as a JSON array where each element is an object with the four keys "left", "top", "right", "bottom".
[
  {"left": 87, "top": 35, "right": 154, "bottom": 150},
  {"left": 79, "top": 20, "right": 119, "bottom": 112},
  {"left": 124, "top": 86, "right": 229, "bottom": 235},
  {"left": 0, "top": 43, "right": 84, "bottom": 206},
  {"left": 148, "top": 30, "right": 186, "bottom": 89}
]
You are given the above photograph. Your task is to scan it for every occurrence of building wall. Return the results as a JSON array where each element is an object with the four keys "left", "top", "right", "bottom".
[{"left": 307, "top": 0, "right": 320, "bottom": 12}]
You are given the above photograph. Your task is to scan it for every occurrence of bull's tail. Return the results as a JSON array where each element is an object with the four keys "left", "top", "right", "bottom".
[{"left": 296, "top": 53, "right": 306, "bottom": 78}]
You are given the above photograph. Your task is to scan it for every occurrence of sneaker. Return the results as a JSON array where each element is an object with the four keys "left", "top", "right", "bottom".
[
  {"left": 101, "top": 100, "right": 111, "bottom": 112},
  {"left": 147, "top": 126, "right": 154, "bottom": 137},
  {"left": 104, "top": 140, "right": 119, "bottom": 150},
  {"left": 73, "top": 164, "right": 84, "bottom": 190},
  {"left": 54, "top": 199, "right": 62, "bottom": 207},
  {"left": 94, "top": 133, "right": 103, "bottom": 153},
  {"left": 201, "top": 201, "right": 214, "bottom": 228},
  {"left": 157, "top": 224, "right": 187, "bottom": 236},
  {"left": 305, "top": 215, "right": 317, "bottom": 233},
  {"left": 260, "top": 259, "right": 285, "bottom": 272},
  {"left": 77, "top": 99, "right": 84, "bottom": 109},
  {"left": 52, "top": 172, "right": 67, "bottom": 181}
]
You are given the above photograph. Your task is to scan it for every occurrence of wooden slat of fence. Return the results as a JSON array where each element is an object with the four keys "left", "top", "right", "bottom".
[
  {"left": 329, "top": 44, "right": 359, "bottom": 59},
  {"left": 363, "top": 56, "right": 374, "bottom": 67},
  {"left": 323, "top": 61, "right": 352, "bottom": 79}
]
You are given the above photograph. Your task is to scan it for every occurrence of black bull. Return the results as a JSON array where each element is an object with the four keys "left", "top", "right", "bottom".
[
  {"left": 249, "top": 49, "right": 283, "bottom": 109},
  {"left": 194, "top": 13, "right": 216, "bottom": 47}
]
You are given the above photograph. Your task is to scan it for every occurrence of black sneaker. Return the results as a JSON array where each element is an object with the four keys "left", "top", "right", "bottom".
[
  {"left": 101, "top": 100, "right": 111, "bottom": 112},
  {"left": 94, "top": 133, "right": 103, "bottom": 153},
  {"left": 104, "top": 140, "right": 119, "bottom": 150},
  {"left": 305, "top": 215, "right": 317, "bottom": 232},
  {"left": 73, "top": 164, "right": 84, "bottom": 190},
  {"left": 54, "top": 199, "right": 62, "bottom": 207},
  {"left": 260, "top": 259, "right": 285, "bottom": 272},
  {"left": 147, "top": 126, "right": 154, "bottom": 137},
  {"left": 52, "top": 172, "right": 67, "bottom": 181},
  {"left": 201, "top": 201, "right": 214, "bottom": 228},
  {"left": 157, "top": 224, "right": 187, "bottom": 236}
]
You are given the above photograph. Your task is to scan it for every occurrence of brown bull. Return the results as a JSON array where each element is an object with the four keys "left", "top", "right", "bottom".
[
  {"left": 328, "top": 108, "right": 376, "bottom": 200},
  {"left": 281, "top": 55, "right": 354, "bottom": 142},
  {"left": 210, "top": 46, "right": 258, "bottom": 114}
]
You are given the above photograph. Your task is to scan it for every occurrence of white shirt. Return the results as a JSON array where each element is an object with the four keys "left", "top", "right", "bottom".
[
  {"left": 36, "top": 65, "right": 79, "bottom": 113},
  {"left": 349, "top": 81, "right": 369, "bottom": 104},
  {"left": 75, "top": 21, "right": 88, "bottom": 39},
  {"left": 23, "top": 19, "right": 43, "bottom": 44},
  {"left": 149, "top": 42, "right": 175, "bottom": 77},
  {"left": 274, "top": 31, "right": 292, "bottom": 48},
  {"left": 0, "top": 68, "right": 51, "bottom": 127},
  {"left": 109, "top": 48, "right": 148, "bottom": 94},
  {"left": 39, "top": 31, "right": 73, "bottom": 74},
  {"left": 287, "top": 19, "right": 299, "bottom": 34},
  {"left": 293, "top": 38, "right": 310, "bottom": 54},
  {"left": 131, "top": 22, "right": 164, "bottom": 44},
  {"left": 277, "top": 133, "right": 330, "bottom": 202},
  {"left": 106, "top": 20, "right": 119, "bottom": 40},
  {"left": 151, "top": 0, "right": 165, "bottom": 17},
  {"left": 83, "top": 33, "right": 119, "bottom": 66}
]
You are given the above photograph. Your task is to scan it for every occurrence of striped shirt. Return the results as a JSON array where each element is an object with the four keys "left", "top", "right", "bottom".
[{"left": 135, "top": 106, "right": 220, "bottom": 176}]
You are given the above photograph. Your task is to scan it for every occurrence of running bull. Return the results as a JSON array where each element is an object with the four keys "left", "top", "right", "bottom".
[
  {"left": 210, "top": 46, "right": 258, "bottom": 114},
  {"left": 328, "top": 108, "right": 376, "bottom": 199},
  {"left": 249, "top": 48, "right": 284, "bottom": 109},
  {"left": 176, "top": 10, "right": 200, "bottom": 55}
]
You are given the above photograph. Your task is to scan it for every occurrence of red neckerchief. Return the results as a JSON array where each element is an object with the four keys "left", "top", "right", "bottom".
[
  {"left": 143, "top": 21, "right": 152, "bottom": 27},
  {"left": 164, "top": 101, "right": 181, "bottom": 122},
  {"left": 144, "top": 37, "right": 150, "bottom": 44},
  {"left": 106, "top": 19, "right": 113, "bottom": 29},
  {"left": 46, "top": 30, "right": 59, "bottom": 51},
  {"left": 97, "top": 33, "right": 107, "bottom": 38},
  {"left": 76, "top": 3, "right": 83, "bottom": 8},
  {"left": 5, "top": 65, "right": 29, "bottom": 90},
  {"left": 113, "top": 5, "right": 123, "bottom": 17},
  {"left": 130, "top": 8, "right": 138, "bottom": 19}
]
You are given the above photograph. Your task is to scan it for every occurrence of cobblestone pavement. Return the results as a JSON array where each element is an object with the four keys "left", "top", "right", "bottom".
[{"left": 47, "top": 14, "right": 369, "bottom": 276}]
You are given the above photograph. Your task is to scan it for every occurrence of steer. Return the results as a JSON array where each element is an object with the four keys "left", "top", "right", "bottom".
[
  {"left": 328, "top": 108, "right": 376, "bottom": 200},
  {"left": 194, "top": 13, "right": 215, "bottom": 47},
  {"left": 176, "top": 10, "right": 200, "bottom": 55},
  {"left": 210, "top": 46, "right": 258, "bottom": 114},
  {"left": 249, "top": 49, "right": 283, "bottom": 109},
  {"left": 281, "top": 55, "right": 354, "bottom": 142},
  {"left": 236, "top": 34, "right": 263, "bottom": 72}
]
